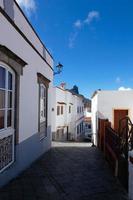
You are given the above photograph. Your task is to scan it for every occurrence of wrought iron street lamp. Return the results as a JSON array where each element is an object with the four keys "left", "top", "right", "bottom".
[{"left": 54, "top": 62, "right": 63, "bottom": 75}]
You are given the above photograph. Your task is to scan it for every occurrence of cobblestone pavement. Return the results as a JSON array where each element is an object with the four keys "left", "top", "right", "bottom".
[{"left": 0, "top": 142, "right": 128, "bottom": 200}]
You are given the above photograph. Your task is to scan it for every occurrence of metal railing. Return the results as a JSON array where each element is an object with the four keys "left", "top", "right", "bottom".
[{"left": 118, "top": 116, "right": 133, "bottom": 159}]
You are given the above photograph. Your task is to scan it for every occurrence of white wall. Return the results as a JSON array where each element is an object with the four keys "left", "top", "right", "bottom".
[
  {"left": 91, "top": 93, "right": 98, "bottom": 145},
  {"left": 0, "top": 2, "right": 53, "bottom": 186},
  {"left": 0, "top": 0, "right": 4, "bottom": 8},
  {"left": 13, "top": 2, "right": 53, "bottom": 67},
  {"left": 0, "top": 12, "right": 53, "bottom": 143},
  {"left": 129, "top": 151, "right": 133, "bottom": 200},
  {"left": 0, "top": 1, "right": 53, "bottom": 67},
  {"left": 52, "top": 87, "right": 75, "bottom": 132},
  {"left": 52, "top": 87, "right": 84, "bottom": 140},
  {"left": 92, "top": 90, "right": 133, "bottom": 145}
]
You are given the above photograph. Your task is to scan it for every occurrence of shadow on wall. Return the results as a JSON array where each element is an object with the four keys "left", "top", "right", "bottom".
[
  {"left": 92, "top": 111, "right": 107, "bottom": 146},
  {"left": 0, "top": 126, "right": 52, "bottom": 188}
]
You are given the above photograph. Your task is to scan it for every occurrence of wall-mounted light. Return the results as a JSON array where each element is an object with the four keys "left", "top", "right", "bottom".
[{"left": 54, "top": 62, "right": 63, "bottom": 75}]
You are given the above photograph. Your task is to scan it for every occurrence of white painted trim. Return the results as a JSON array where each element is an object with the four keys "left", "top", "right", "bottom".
[{"left": 0, "top": 63, "right": 15, "bottom": 173}]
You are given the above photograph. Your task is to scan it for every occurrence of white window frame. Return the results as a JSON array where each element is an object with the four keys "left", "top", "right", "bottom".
[{"left": 0, "top": 62, "right": 15, "bottom": 173}]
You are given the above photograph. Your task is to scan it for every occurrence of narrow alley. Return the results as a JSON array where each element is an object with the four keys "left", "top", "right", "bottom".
[{"left": 0, "top": 142, "right": 128, "bottom": 200}]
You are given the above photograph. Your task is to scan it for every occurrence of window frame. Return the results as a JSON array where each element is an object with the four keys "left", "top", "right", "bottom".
[
  {"left": 57, "top": 106, "right": 60, "bottom": 116},
  {"left": 38, "top": 83, "right": 47, "bottom": 139},
  {"left": 0, "top": 62, "right": 15, "bottom": 173},
  {"left": 0, "top": 63, "right": 15, "bottom": 132},
  {"left": 61, "top": 105, "right": 63, "bottom": 115},
  {"left": 0, "top": 46, "right": 27, "bottom": 173},
  {"left": 37, "top": 73, "right": 50, "bottom": 140}
]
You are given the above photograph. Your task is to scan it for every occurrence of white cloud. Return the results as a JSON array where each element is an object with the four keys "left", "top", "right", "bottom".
[
  {"left": 74, "top": 20, "right": 82, "bottom": 28},
  {"left": 73, "top": 10, "right": 100, "bottom": 29},
  {"left": 84, "top": 11, "right": 100, "bottom": 25},
  {"left": 16, "top": 0, "right": 36, "bottom": 15},
  {"left": 116, "top": 77, "right": 121, "bottom": 83},
  {"left": 70, "top": 10, "right": 100, "bottom": 48},
  {"left": 68, "top": 31, "right": 78, "bottom": 48},
  {"left": 118, "top": 86, "right": 132, "bottom": 91}
]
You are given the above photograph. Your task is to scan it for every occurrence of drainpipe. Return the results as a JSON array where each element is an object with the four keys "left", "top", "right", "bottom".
[{"left": 129, "top": 150, "right": 133, "bottom": 200}]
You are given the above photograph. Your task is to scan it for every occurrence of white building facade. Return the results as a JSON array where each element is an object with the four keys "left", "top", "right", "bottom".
[
  {"left": 0, "top": 0, "right": 53, "bottom": 187},
  {"left": 91, "top": 90, "right": 133, "bottom": 146},
  {"left": 92, "top": 90, "right": 133, "bottom": 197},
  {"left": 52, "top": 86, "right": 84, "bottom": 141},
  {"left": 84, "top": 100, "right": 92, "bottom": 135}
]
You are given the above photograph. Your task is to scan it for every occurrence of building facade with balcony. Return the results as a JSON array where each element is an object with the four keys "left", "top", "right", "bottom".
[{"left": 0, "top": 0, "right": 53, "bottom": 187}]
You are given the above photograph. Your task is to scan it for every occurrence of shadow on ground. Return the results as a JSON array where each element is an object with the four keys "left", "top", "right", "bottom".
[{"left": 0, "top": 142, "right": 128, "bottom": 200}]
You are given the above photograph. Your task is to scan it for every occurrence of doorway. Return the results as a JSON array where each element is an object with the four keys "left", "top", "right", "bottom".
[{"left": 114, "top": 109, "right": 128, "bottom": 133}]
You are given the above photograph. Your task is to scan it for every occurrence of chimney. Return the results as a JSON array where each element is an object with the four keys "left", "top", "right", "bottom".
[
  {"left": 3, "top": 0, "right": 14, "bottom": 20},
  {"left": 60, "top": 83, "right": 66, "bottom": 90}
]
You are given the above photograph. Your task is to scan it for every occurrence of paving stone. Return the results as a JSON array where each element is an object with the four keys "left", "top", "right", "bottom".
[{"left": 0, "top": 142, "right": 129, "bottom": 200}]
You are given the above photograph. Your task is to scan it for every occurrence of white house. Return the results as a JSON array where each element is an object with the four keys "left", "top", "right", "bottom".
[
  {"left": 83, "top": 99, "right": 91, "bottom": 136},
  {"left": 52, "top": 84, "right": 84, "bottom": 141},
  {"left": 91, "top": 90, "right": 133, "bottom": 146},
  {"left": 0, "top": 0, "right": 53, "bottom": 187}
]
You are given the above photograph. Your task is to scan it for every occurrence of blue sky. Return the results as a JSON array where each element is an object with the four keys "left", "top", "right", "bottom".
[{"left": 16, "top": 0, "right": 133, "bottom": 98}]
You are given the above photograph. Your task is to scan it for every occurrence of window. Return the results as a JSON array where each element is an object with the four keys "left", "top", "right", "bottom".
[
  {"left": 80, "top": 124, "right": 82, "bottom": 133},
  {"left": 57, "top": 105, "right": 63, "bottom": 115},
  {"left": 88, "top": 124, "right": 91, "bottom": 129},
  {"left": 57, "top": 106, "right": 60, "bottom": 115},
  {"left": 77, "top": 107, "right": 79, "bottom": 113},
  {"left": 61, "top": 106, "right": 63, "bottom": 115},
  {"left": 0, "top": 66, "right": 14, "bottom": 130},
  {"left": 0, "top": 46, "right": 27, "bottom": 173},
  {"left": 77, "top": 125, "right": 80, "bottom": 134},
  {"left": 39, "top": 84, "right": 47, "bottom": 139},
  {"left": 0, "top": 64, "right": 15, "bottom": 173},
  {"left": 37, "top": 73, "right": 50, "bottom": 140},
  {"left": 56, "top": 129, "right": 60, "bottom": 139},
  {"left": 69, "top": 106, "right": 71, "bottom": 113},
  {"left": 82, "top": 122, "right": 84, "bottom": 131}
]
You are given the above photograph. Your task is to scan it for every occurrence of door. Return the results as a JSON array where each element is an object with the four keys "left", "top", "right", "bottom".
[
  {"left": 0, "top": 64, "right": 15, "bottom": 172},
  {"left": 114, "top": 109, "right": 128, "bottom": 133}
]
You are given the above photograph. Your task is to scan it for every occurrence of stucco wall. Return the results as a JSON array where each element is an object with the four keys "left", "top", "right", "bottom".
[
  {"left": 13, "top": 2, "right": 53, "bottom": 67},
  {"left": 0, "top": 12, "right": 53, "bottom": 142},
  {"left": 0, "top": 4, "right": 53, "bottom": 186},
  {"left": 0, "top": 0, "right": 4, "bottom": 8},
  {"left": 92, "top": 90, "right": 133, "bottom": 145},
  {"left": 52, "top": 87, "right": 84, "bottom": 140},
  {"left": 91, "top": 93, "right": 98, "bottom": 145}
]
